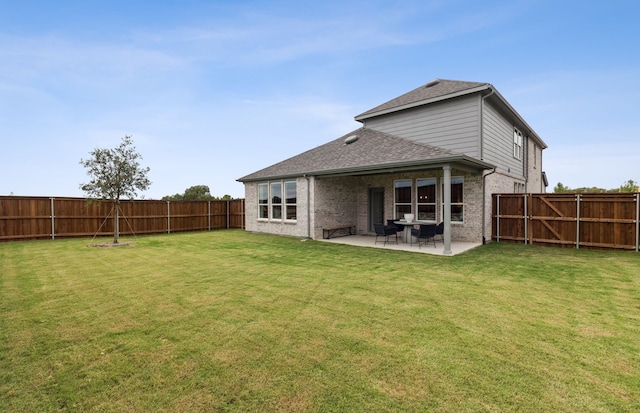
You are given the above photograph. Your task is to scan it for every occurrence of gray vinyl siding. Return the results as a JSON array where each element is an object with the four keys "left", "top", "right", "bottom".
[
  {"left": 482, "top": 102, "right": 523, "bottom": 177},
  {"left": 363, "top": 95, "right": 481, "bottom": 157}
]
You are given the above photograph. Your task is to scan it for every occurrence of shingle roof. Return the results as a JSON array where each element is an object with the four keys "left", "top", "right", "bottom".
[
  {"left": 237, "top": 128, "right": 492, "bottom": 182},
  {"left": 355, "top": 79, "right": 488, "bottom": 120}
]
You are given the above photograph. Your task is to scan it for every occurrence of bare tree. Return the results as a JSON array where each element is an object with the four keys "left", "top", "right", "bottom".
[{"left": 80, "top": 136, "right": 151, "bottom": 243}]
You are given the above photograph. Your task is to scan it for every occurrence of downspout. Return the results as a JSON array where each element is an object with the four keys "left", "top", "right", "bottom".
[
  {"left": 482, "top": 167, "right": 497, "bottom": 244},
  {"left": 304, "top": 174, "right": 311, "bottom": 238},
  {"left": 480, "top": 86, "right": 496, "bottom": 245},
  {"left": 524, "top": 134, "right": 529, "bottom": 193}
]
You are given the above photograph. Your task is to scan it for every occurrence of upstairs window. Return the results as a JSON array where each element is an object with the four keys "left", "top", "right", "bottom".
[{"left": 513, "top": 128, "right": 523, "bottom": 160}]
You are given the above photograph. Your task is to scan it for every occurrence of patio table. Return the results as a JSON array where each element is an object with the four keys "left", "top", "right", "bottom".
[{"left": 394, "top": 220, "right": 434, "bottom": 243}]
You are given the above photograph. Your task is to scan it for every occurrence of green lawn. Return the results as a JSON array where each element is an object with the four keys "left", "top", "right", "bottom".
[{"left": 1, "top": 230, "right": 639, "bottom": 412}]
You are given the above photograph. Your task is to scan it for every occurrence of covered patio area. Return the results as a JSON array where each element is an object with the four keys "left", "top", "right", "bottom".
[{"left": 319, "top": 234, "right": 482, "bottom": 256}]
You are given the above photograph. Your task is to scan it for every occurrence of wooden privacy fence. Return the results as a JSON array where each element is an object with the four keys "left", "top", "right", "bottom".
[
  {"left": 0, "top": 196, "right": 245, "bottom": 242},
  {"left": 493, "top": 193, "right": 640, "bottom": 251}
]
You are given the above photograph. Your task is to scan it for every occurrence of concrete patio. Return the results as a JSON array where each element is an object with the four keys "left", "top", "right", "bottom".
[{"left": 319, "top": 234, "right": 482, "bottom": 256}]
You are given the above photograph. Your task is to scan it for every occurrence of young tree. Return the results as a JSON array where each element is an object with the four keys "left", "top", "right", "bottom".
[{"left": 80, "top": 136, "right": 151, "bottom": 243}]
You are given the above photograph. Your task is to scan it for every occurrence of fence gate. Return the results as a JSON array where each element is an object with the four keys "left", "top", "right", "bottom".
[{"left": 493, "top": 193, "right": 640, "bottom": 251}]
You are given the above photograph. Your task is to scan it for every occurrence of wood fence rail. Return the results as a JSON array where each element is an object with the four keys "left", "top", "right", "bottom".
[
  {"left": 0, "top": 196, "right": 245, "bottom": 242},
  {"left": 492, "top": 193, "right": 640, "bottom": 251}
]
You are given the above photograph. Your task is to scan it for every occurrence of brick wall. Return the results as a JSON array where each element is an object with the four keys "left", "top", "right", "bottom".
[
  {"left": 243, "top": 177, "right": 310, "bottom": 238},
  {"left": 243, "top": 168, "right": 506, "bottom": 243}
]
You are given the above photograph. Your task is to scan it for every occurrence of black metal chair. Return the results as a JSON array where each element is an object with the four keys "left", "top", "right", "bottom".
[
  {"left": 374, "top": 223, "right": 398, "bottom": 246},
  {"left": 435, "top": 222, "right": 444, "bottom": 243},
  {"left": 411, "top": 224, "right": 436, "bottom": 248},
  {"left": 387, "top": 219, "right": 405, "bottom": 234}
]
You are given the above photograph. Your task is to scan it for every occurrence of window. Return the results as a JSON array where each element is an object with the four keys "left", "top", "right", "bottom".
[
  {"left": 258, "top": 183, "right": 268, "bottom": 219},
  {"left": 270, "top": 182, "right": 282, "bottom": 219},
  {"left": 394, "top": 180, "right": 412, "bottom": 219},
  {"left": 284, "top": 181, "right": 297, "bottom": 220},
  {"left": 442, "top": 177, "right": 464, "bottom": 223},
  {"left": 416, "top": 178, "right": 436, "bottom": 221},
  {"left": 513, "top": 128, "right": 523, "bottom": 160},
  {"left": 258, "top": 181, "right": 297, "bottom": 221}
]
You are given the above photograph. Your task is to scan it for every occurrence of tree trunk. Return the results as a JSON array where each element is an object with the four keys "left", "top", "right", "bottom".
[{"left": 114, "top": 200, "right": 119, "bottom": 244}]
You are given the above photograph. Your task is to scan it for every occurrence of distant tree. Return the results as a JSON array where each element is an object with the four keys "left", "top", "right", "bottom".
[
  {"left": 618, "top": 179, "right": 639, "bottom": 193},
  {"left": 183, "top": 185, "right": 213, "bottom": 200},
  {"left": 80, "top": 136, "right": 151, "bottom": 243},
  {"left": 553, "top": 182, "right": 571, "bottom": 193},
  {"left": 162, "top": 193, "right": 184, "bottom": 201},
  {"left": 163, "top": 186, "right": 233, "bottom": 201},
  {"left": 573, "top": 186, "right": 607, "bottom": 193},
  {"left": 554, "top": 179, "right": 639, "bottom": 194}
]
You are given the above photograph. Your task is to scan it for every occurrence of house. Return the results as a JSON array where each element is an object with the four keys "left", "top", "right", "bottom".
[{"left": 238, "top": 79, "right": 547, "bottom": 254}]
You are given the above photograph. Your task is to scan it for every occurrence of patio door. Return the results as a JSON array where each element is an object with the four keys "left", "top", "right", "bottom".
[{"left": 369, "top": 187, "right": 385, "bottom": 231}]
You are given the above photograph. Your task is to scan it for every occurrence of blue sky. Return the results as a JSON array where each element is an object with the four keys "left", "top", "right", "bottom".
[{"left": 1, "top": 0, "right": 638, "bottom": 198}]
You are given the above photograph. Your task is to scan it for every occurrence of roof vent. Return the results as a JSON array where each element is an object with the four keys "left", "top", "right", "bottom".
[
  {"left": 425, "top": 79, "right": 440, "bottom": 88},
  {"left": 344, "top": 135, "right": 359, "bottom": 145}
]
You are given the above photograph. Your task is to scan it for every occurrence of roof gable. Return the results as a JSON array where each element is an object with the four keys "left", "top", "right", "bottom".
[{"left": 355, "top": 79, "right": 488, "bottom": 120}]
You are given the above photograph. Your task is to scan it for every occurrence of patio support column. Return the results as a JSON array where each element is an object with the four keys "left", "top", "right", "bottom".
[{"left": 442, "top": 164, "right": 452, "bottom": 255}]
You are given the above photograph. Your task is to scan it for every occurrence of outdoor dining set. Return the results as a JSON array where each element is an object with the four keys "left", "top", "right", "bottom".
[{"left": 374, "top": 214, "right": 444, "bottom": 248}]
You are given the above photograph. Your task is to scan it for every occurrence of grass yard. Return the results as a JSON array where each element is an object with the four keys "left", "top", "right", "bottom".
[{"left": 1, "top": 230, "right": 639, "bottom": 412}]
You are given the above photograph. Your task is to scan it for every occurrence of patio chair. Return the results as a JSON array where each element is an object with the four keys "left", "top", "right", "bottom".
[
  {"left": 411, "top": 224, "right": 436, "bottom": 248},
  {"left": 374, "top": 223, "right": 398, "bottom": 246},
  {"left": 435, "top": 222, "right": 444, "bottom": 243},
  {"left": 387, "top": 219, "right": 405, "bottom": 234}
]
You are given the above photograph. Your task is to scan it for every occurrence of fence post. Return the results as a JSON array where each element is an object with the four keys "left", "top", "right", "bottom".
[
  {"left": 496, "top": 194, "right": 500, "bottom": 242},
  {"left": 523, "top": 193, "right": 528, "bottom": 245},
  {"left": 208, "top": 201, "right": 211, "bottom": 231},
  {"left": 167, "top": 201, "right": 171, "bottom": 234},
  {"left": 226, "top": 200, "right": 230, "bottom": 229},
  {"left": 636, "top": 192, "right": 640, "bottom": 252},
  {"left": 576, "top": 194, "right": 581, "bottom": 249},
  {"left": 50, "top": 197, "right": 55, "bottom": 240}
]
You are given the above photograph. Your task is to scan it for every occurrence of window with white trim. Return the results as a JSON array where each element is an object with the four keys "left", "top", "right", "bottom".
[
  {"left": 257, "top": 181, "right": 297, "bottom": 221},
  {"left": 394, "top": 180, "right": 412, "bottom": 219},
  {"left": 416, "top": 178, "right": 436, "bottom": 221},
  {"left": 441, "top": 177, "right": 464, "bottom": 223},
  {"left": 284, "top": 181, "right": 297, "bottom": 220},
  {"left": 513, "top": 128, "right": 523, "bottom": 160},
  {"left": 271, "top": 182, "right": 282, "bottom": 219},
  {"left": 258, "top": 183, "right": 269, "bottom": 219}
]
